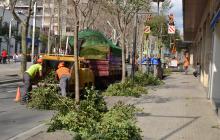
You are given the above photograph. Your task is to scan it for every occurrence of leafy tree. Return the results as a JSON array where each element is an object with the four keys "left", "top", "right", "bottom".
[
  {"left": 146, "top": 0, "right": 180, "bottom": 52},
  {"left": 101, "top": 0, "right": 151, "bottom": 83}
]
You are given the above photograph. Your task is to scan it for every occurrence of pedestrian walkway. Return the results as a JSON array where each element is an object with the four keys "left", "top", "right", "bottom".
[
  {"left": 0, "top": 62, "right": 32, "bottom": 85},
  {"left": 135, "top": 73, "right": 220, "bottom": 140}
]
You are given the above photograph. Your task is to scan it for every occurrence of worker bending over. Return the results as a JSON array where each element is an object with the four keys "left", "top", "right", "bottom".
[
  {"left": 56, "top": 62, "right": 71, "bottom": 97},
  {"left": 22, "top": 58, "right": 43, "bottom": 103}
]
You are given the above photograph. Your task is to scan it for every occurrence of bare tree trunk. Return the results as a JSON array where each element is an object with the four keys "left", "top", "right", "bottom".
[
  {"left": 73, "top": 3, "right": 80, "bottom": 103},
  {"left": 121, "top": 30, "right": 126, "bottom": 83},
  {"left": 10, "top": 0, "right": 34, "bottom": 77},
  {"left": 21, "top": 24, "right": 28, "bottom": 77},
  {"left": 58, "top": 0, "right": 62, "bottom": 51}
]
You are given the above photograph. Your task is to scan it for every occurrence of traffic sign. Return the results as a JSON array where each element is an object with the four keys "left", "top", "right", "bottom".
[
  {"left": 144, "top": 26, "right": 151, "bottom": 34},
  {"left": 168, "top": 25, "right": 175, "bottom": 34}
]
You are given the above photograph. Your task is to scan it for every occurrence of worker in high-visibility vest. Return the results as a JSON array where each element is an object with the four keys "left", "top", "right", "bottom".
[
  {"left": 21, "top": 58, "right": 43, "bottom": 104},
  {"left": 56, "top": 62, "right": 71, "bottom": 97}
]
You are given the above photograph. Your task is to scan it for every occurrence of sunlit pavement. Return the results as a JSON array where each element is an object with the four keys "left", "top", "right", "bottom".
[{"left": 134, "top": 73, "right": 220, "bottom": 140}]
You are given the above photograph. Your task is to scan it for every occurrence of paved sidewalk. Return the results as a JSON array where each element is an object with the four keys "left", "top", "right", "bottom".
[
  {"left": 105, "top": 73, "right": 220, "bottom": 139},
  {"left": 134, "top": 73, "right": 220, "bottom": 140},
  {"left": 0, "top": 62, "right": 32, "bottom": 84}
]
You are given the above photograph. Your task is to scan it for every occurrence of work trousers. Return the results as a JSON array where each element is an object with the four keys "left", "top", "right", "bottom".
[
  {"left": 23, "top": 72, "right": 32, "bottom": 102},
  {"left": 60, "top": 75, "right": 71, "bottom": 97},
  {"left": 2, "top": 57, "right": 7, "bottom": 64}
]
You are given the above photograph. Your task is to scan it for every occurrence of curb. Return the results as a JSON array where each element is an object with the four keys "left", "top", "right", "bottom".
[
  {"left": 0, "top": 79, "right": 21, "bottom": 85},
  {"left": 8, "top": 124, "right": 47, "bottom": 140}
]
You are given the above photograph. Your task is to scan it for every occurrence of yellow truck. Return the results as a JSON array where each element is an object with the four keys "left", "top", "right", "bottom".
[{"left": 41, "top": 54, "right": 94, "bottom": 90}]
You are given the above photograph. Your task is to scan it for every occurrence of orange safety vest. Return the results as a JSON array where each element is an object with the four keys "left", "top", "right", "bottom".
[{"left": 56, "top": 67, "right": 71, "bottom": 79}]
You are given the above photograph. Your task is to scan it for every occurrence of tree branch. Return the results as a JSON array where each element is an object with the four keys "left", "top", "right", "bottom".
[{"left": 9, "top": 0, "right": 22, "bottom": 23}]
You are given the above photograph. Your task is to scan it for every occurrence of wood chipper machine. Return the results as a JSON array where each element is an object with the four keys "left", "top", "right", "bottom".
[{"left": 41, "top": 54, "right": 95, "bottom": 91}]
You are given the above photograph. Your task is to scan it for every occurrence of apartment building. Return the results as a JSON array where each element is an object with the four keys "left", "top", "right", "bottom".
[
  {"left": 0, "top": 0, "right": 43, "bottom": 54},
  {"left": 183, "top": 0, "right": 220, "bottom": 115},
  {"left": 42, "top": 0, "right": 89, "bottom": 36}
]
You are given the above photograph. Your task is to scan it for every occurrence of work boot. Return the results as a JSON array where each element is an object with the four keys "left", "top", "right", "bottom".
[
  {"left": 20, "top": 96, "right": 28, "bottom": 105},
  {"left": 20, "top": 99, "right": 27, "bottom": 105}
]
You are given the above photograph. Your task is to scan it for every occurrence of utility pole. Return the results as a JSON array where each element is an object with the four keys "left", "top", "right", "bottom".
[
  {"left": 47, "top": 0, "right": 52, "bottom": 54},
  {"left": 31, "top": 2, "right": 37, "bottom": 63},
  {"left": 9, "top": 18, "right": 14, "bottom": 57},
  {"left": 58, "top": 0, "right": 62, "bottom": 53}
]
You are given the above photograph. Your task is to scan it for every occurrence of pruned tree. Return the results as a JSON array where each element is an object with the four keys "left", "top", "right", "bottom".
[
  {"left": 78, "top": 0, "right": 100, "bottom": 30},
  {"left": 101, "top": 0, "right": 150, "bottom": 82},
  {"left": 9, "top": 0, "right": 35, "bottom": 76},
  {"left": 68, "top": 0, "right": 80, "bottom": 103}
]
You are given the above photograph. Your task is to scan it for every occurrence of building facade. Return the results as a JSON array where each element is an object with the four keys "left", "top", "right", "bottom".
[
  {"left": 0, "top": 0, "right": 43, "bottom": 55},
  {"left": 183, "top": 0, "right": 220, "bottom": 115},
  {"left": 42, "top": 0, "right": 90, "bottom": 36}
]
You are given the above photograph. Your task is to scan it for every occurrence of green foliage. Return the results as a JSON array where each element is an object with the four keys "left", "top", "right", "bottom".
[
  {"left": 163, "top": 68, "right": 172, "bottom": 76},
  {"left": 28, "top": 70, "right": 59, "bottom": 109},
  {"left": 48, "top": 87, "right": 108, "bottom": 137},
  {"left": 28, "top": 85, "right": 59, "bottom": 110},
  {"left": 41, "top": 70, "right": 58, "bottom": 84},
  {"left": 93, "top": 102, "right": 142, "bottom": 140},
  {"left": 48, "top": 88, "right": 142, "bottom": 139},
  {"left": 134, "top": 71, "right": 163, "bottom": 86},
  {"left": 104, "top": 71, "right": 163, "bottom": 97},
  {"left": 104, "top": 80, "right": 147, "bottom": 97}
]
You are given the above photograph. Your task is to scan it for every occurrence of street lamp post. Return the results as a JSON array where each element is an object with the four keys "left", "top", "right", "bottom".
[
  {"left": 31, "top": 2, "right": 37, "bottom": 63},
  {"left": 152, "top": 0, "right": 164, "bottom": 77},
  {"left": 152, "top": 0, "right": 165, "bottom": 15},
  {"left": 9, "top": 18, "right": 15, "bottom": 57}
]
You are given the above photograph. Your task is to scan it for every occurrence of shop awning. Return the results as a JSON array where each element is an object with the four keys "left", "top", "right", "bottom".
[{"left": 211, "top": 8, "right": 220, "bottom": 29}]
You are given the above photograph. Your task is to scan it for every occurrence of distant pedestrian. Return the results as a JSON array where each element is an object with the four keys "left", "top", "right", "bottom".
[
  {"left": 183, "top": 55, "right": 190, "bottom": 74},
  {"left": 21, "top": 58, "right": 43, "bottom": 104},
  {"left": 13, "top": 53, "right": 18, "bottom": 63},
  {"left": 193, "top": 62, "right": 200, "bottom": 77},
  {"left": 1, "top": 49, "right": 7, "bottom": 64},
  {"left": 56, "top": 62, "right": 71, "bottom": 97}
]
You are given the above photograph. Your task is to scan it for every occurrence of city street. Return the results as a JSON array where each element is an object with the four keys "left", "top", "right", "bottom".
[
  {"left": 0, "top": 63, "right": 53, "bottom": 140},
  {"left": 1, "top": 0, "right": 220, "bottom": 139}
]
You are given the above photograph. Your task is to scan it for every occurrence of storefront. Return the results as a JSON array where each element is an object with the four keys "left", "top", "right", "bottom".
[{"left": 209, "top": 8, "right": 220, "bottom": 105}]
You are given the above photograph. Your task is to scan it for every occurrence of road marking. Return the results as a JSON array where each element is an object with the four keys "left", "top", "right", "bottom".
[
  {"left": 0, "top": 82, "right": 22, "bottom": 87},
  {"left": 7, "top": 90, "right": 17, "bottom": 93},
  {"left": 8, "top": 123, "right": 45, "bottom": 140}
]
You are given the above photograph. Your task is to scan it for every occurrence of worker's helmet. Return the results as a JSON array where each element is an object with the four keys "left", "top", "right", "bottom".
[
  {"left": 58, "top": 62, "right": 65, "bottom": 68},
  {"left": 37, "top": 58, "right": 43, "bottom": 63}
]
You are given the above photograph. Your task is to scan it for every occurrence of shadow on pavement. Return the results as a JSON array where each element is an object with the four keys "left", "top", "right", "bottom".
[
  {"left": 133, "top": 95, "right": 174, "bottom": 105},
  {"left": 159, "top": 116, "right": 200, "bottom": 140}
]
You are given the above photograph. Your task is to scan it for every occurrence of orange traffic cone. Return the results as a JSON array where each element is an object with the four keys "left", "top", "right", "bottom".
[{"left": 14, "top": 86, "right": 21, "bottom": 102}]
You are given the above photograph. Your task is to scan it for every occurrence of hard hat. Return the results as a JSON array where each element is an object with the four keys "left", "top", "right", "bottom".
[
  {"left": 58, "top": 62, "right": 65, "bottom": 68},
  {"left": 37, "top": 58, "right": 43, "bottom": 63}
]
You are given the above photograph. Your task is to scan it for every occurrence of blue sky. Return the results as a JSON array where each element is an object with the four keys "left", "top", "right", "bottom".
[{"left": 170, "top": 0, "right": 183, "bottom": 34}]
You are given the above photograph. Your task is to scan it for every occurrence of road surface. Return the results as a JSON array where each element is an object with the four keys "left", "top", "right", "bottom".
[{"left": 0, "top": 82, "right": 53, "bottom": 140}]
